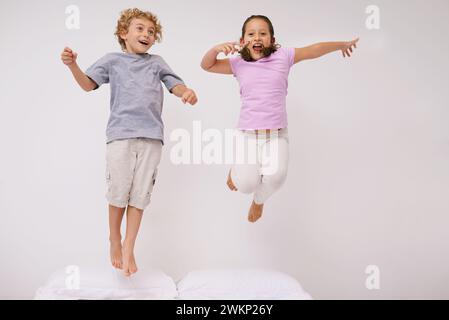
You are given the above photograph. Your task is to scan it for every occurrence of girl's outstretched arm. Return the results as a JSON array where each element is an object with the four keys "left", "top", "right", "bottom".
[
  {"left": 294, "top": 38, "right": 359, "bottom": 64},
  {"left": 201, "top": 42, "right": 240, "bottom": 74}
]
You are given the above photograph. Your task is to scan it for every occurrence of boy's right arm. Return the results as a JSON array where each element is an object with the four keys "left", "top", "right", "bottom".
[
  {"left": 200, "top": 42, "right": 239, "bottom": 75},
  {"left": 61, "top": 47, "right": 97, "bottom": 92}
]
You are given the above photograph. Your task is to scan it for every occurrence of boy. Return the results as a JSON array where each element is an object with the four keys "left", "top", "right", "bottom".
[{"left": 61, "top": 8, "right": 197, "bottom": 276}]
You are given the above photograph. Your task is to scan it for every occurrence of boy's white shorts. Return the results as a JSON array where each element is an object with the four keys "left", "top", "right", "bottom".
[{"left": 105, "top": 138, "right": 162, "bottom": 211}]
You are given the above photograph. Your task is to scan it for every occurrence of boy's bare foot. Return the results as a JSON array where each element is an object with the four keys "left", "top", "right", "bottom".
[
  {"left": 248, "top": 200, "right": 264, "bottom": 223},
  {"left": 122, "top": 240, "right": 138, "bottom": 277},
  {"left": 110, "top": 240, "right": 123, "bottom": 270},
  {"left": 227, "top": 170, "right": 238, "bottom": 191}
]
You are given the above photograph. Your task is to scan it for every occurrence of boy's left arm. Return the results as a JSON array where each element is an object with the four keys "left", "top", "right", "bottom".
[
  {"left": 294, "top": 38, "right": 359, "bottom": 64},
  {"left": 171, "top": 84, "right": 198, "bottom": 105}
]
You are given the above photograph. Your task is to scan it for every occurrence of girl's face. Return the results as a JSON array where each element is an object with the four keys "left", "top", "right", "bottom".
[
  {"left": 240, "top": 18, "right": 274, "bottom": 61},
  {"left": 121, "top": 18, "right": 156, "bottom": 54}
]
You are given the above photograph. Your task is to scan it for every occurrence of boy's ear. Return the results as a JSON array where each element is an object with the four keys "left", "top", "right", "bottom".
[{"left": 119, "top": 30, "right": 128, "bottom": 41}]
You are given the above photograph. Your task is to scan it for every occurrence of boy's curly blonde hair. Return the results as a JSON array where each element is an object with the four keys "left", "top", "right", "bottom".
[{"left": 114, "top": 8, "right": 163, "bottom": 51}]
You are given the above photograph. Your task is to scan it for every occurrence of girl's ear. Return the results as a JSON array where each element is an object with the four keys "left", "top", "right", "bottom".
[{"left": 272, "top": 37, "right": 276, "bottom": 44}]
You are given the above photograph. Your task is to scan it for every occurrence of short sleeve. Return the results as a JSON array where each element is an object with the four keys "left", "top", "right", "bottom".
[
  {"left": 284, "top": 47, "right": 295, "bottom": 67},
  {"left": 85, "top": 54, "right": 111, "bottom": 89},
  {"left": 229, "top": 56, "right": 240, "bottom": 76},
  {"left": 157, "top": 56, "right": 185, "bottom": 92}
]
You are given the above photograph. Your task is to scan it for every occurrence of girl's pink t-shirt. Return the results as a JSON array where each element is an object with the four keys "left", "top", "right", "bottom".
[{"left": 229, "top": 47, "right": 295, "bottom": 130}]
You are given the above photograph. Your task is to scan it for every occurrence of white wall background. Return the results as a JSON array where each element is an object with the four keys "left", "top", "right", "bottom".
[{"left": 1, "top": 0, "right": 449, "bottom": 299}]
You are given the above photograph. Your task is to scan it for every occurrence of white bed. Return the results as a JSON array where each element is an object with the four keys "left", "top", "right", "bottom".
[{"left": 34, "top": 265, "right": 312, "bottom": 300}]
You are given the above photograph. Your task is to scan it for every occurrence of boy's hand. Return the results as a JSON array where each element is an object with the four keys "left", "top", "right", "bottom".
[
  {"left": 342, "top": 38, "right": 359, "bottom": 58},
  {"left": 181, "top": 88, "right": 198, "bottom": 105},
  {"left": 214, "top": 42, "right": 240, "bottom": 56},
  {"left": 61, "top": 47, "right": 78, "bottom": 66}
]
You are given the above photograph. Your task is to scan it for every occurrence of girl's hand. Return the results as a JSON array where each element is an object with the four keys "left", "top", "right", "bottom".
[
  {"left": 181, "top": 88, "right": 198, "bottom": 105},
  {"left": 214, "top": 42, "right": 240, "bottom": 56},
  {"left": 341, "top": 38, "right": 359, "bottom": 58},
  {"left": 61, "top": 47, "right": 78, "bottom": 65}
]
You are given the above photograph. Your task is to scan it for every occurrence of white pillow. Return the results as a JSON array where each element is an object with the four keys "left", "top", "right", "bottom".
[
  {"left": 34, "top": 265, "right": 178, "bottom": 300},
  {"left": 177, "top": 269, "right": 312, "bottom": 300}
]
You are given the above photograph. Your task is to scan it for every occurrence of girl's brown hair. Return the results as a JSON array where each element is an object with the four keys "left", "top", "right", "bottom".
[
  {"left": 239, "top": 15, "right": 280, "bottom": 62},
  {"left": 114, "top": 8, "right": 163, "bottom": 51}
]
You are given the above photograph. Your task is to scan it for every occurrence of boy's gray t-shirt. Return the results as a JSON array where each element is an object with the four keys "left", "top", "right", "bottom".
[{"left": 85, "top": 52, "right": 184, "bottom": 144}]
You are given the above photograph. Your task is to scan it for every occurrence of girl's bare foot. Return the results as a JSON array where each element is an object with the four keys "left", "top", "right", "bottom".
[
  {"left": 248, "top": 200, "right": 264, "bottom": 223},
  {"left": 227, "top": 170, "right": 238, "bottom": 191},
  {"left": 110, "top": 240, "right": 123, "bottom": 270},
  {"left": 122, "top": 240, "right": 138, "bottom": 277}
]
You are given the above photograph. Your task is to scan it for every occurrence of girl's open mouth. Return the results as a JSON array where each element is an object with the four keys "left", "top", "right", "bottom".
[{"left": 253, "top": 43, "right": 263, "bottom": 52}]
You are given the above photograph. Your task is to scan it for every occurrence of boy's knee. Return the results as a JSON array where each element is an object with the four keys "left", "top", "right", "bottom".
[
  {"left": 127, "top": 204, "right": 145, "bottom": 213},
  {"left": 128, "top": 197, "right": 150, "bottom": 212}
]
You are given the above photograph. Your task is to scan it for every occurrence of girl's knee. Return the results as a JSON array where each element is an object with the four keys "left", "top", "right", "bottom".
[
  {"left": 264, "top": 169, "right": 288, "bottom": 189},
  {"left": 233, "top": 174, "right": 260, "bottom": 194}
]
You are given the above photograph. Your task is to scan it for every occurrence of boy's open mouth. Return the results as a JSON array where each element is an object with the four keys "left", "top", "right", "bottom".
[{"left": 138, "top": 40, "right": 149, "bottom": 46}]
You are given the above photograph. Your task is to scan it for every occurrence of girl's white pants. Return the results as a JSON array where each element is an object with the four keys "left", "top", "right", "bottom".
[{"left": 230, "top": 128, "right": 289, "bottom": 204}]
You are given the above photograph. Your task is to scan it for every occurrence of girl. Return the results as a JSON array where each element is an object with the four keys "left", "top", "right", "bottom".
[{"left": 201, "top": 15, "right": 358, "bottom": 223}]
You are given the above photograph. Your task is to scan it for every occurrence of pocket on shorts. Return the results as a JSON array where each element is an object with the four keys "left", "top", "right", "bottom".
[
  {"left": 145, "top": 169, "right": 158, "bottom": 199},
  {"left": 106, "top": 169, "right": 112, "bottom": 192},
  {"left": 151, "top": 169, "right": 158, "bottom": 188}
]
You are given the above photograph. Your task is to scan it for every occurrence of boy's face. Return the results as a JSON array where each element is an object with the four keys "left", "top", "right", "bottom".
[
  {"left": 240, "top": 19, "right": 274, "bottom": 61},
  {"left": 120, "top": 18, "right": 156, "bottom": 54}
]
